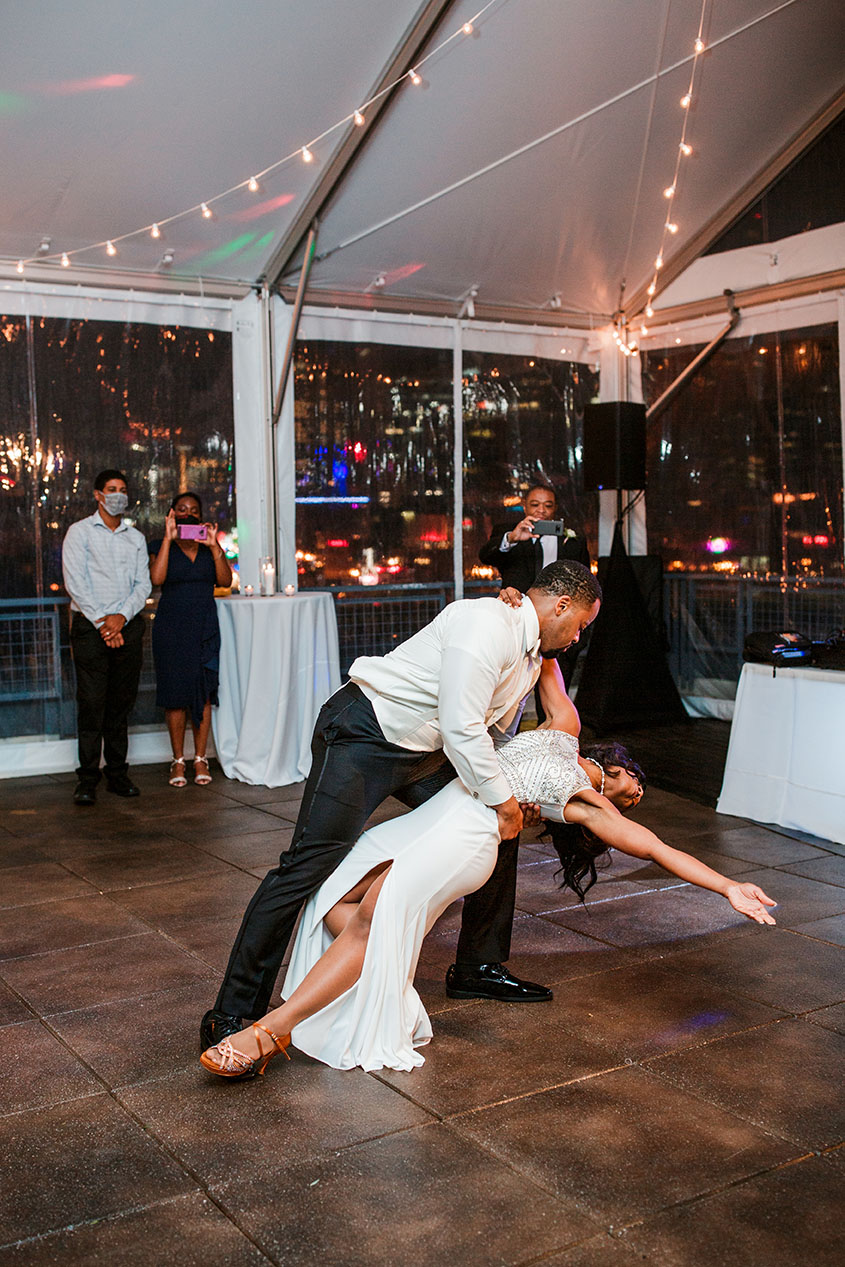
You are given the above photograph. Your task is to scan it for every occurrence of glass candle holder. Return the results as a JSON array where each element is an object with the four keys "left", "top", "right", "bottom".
[{"left": 259, "top": 557, "right": 276, "bottom": 596}]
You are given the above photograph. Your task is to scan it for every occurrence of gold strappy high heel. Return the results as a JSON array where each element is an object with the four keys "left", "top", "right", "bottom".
[{"left": 200, "top": 1022, "right": 291, "bottom": 1078}]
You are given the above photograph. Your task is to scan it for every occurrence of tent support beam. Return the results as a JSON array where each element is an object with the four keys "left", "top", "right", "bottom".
[
  {"left": 645, "top": 293, "right": 740, "bottom": 423},
  {"left": 261, "top": 0, "right": 454, "bottom": 292},
  {"left": 271, "top": 225, "right": 318, "bottom": 431},
  {"left": 625, "top": 88, "right": 845, "bottom": 320}
]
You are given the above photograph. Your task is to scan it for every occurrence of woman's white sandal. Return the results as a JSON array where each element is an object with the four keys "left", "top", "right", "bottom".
[
  {"left": 169, "top": 757, "right": 187, "bottom": 788},
  {"left": 193, "top": 755, "right": 212, "bottom": 785}
]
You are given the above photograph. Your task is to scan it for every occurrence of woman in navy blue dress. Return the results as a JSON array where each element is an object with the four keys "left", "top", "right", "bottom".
[{"left": 150, "top": 492, "right": 232, "bottom": 787}]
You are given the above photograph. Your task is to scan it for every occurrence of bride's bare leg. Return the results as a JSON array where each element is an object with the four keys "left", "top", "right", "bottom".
[{"left": 216, "top": 864, "right": 392, "bottom": 1060}]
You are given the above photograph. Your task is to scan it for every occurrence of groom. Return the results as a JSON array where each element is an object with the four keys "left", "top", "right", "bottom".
[{"left": 201, "top": 560, "right": 601, "bottom": 1051}]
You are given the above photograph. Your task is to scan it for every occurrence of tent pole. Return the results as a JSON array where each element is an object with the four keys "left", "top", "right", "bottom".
[
  {"left": 645, "top": 293, "right": 740, "bottom": 423},
  {"left": 452, "top": 320, "right": 464, "bottom": 601}
]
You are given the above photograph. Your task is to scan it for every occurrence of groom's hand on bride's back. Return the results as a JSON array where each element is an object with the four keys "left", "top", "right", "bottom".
[{"left": 494, "top": 796, "right": 524, "bottom": 839}]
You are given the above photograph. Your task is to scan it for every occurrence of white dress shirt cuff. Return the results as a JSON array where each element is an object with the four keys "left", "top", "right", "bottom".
[{"left": 499, "top": 533, "right": 515, "bottom": 552}]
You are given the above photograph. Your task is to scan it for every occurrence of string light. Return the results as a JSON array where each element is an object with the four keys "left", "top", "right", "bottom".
[
  {"left": 645, "top": 304, "right": 654, "bottom": 318},
  {"left": 3, "top": 1, "right": 498, "bottom": 275},
  {"left": 647, "top": 282, "right": 656, "bottom": 296},
  {"left": 666, "top": 222, "right": 678, "bottom": 234},
  {"left": 680, "top": 142, "right": 692, "bottom": 156},
  {"left": 655, "top": 254, "right": 664, "bottom": 269},
  {"left": 663, "top": 185, "right": 675, "bottom": 198},
  {"left": 680, "top": 93, "right": 691, "bottom": 109},
  {"left": 694, "top": 37, "right": 705, "bottom": 53}
]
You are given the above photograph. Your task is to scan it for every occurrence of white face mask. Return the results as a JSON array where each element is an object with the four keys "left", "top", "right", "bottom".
[{"left": 101, "top": 491, "right": 129, "bottom": 515}]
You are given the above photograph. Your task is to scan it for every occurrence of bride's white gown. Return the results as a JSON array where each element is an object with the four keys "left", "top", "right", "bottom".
[{"left": 282, "top": 729, "right": 591, "bottom": 1072}]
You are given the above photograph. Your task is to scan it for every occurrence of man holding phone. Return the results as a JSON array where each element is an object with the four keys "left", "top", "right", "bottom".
[
  {"left": 480, "top": 484, "right": 591, "bottom": 690},
  {"left": 62, "top": 469, "right": 151, "bottom": 805}
]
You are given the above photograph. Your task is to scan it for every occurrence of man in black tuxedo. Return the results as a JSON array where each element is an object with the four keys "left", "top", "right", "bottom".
[{"left": 480, "top": 484, "right": 591, "bottom": 692}]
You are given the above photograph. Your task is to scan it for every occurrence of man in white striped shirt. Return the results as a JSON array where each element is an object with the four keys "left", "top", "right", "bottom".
[{"left": 62, "top": 470, "right": 151, "bottom": 805}]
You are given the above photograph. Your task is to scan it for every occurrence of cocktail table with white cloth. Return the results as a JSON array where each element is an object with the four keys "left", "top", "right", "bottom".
[
  {"left": 716, "top": 662, "right": 845, "bottom": 845},
  {"left": 213, "top": 592, "right": 341, "bottom": 787}
]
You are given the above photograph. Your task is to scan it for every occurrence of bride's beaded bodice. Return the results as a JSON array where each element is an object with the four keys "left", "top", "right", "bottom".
[{"left": 496, "top": 729, "right": 591, "bottom": 807}]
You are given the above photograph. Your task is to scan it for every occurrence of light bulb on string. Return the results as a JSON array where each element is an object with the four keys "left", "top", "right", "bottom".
[
  {"left": 655, "top": 254, "right": 664, "bottom": 269},
  {"left": 680, "top": 93, "right": 691, "bottom": 109},
  {"left": 248, "top": 176, "right": 260, "bottom": 192},
  {"left": 16, "top": 260, "right": 24, "bottom": 274},
  {"left": 353, "top": 110, "right": 365, "bottom": 127},
  {"left": 645, "top": 304, "right": 654, "bottom": 318},
  {"left": 680, "top": 142, "right": 692, "bottom": 156},
  {"left": 301, "top": 146, "right": 314, "bottom": 163},
  {"left": 106, "top": 240, "right": 116, "bottom": 256},
  {"left": 694, "top": 37, "right": 705, "bottom": 53},
  {"left": 151, "top": 223, "right": 161, "bottom": 239},
  {"left": 462, "top": 21, "right": 474, "bottom": 34},
  {"left": 647, "top": 281, "right": 657, "bottom": 296},
  {"left": 409, "top": 68, "right": 422, "bottom": 85},
  {"left": 61, "top": 253, "right": 70, "bottom": 267},
  {"left": 663, "top": 185, "right": 675, "bottom": 198},
  {"left": 666, "top": 222, "right": 678, "bottom": 234},
  {"left": 641, "top": 324, "right": 648, "bottom": 335},
  {"left": 201, "top": 202, "right": 213, "bottom": 218}
]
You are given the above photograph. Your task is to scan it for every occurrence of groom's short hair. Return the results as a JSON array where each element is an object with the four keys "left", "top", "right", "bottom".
[{"left": 531, "top": 560, "right": 601, "bottom": 608}]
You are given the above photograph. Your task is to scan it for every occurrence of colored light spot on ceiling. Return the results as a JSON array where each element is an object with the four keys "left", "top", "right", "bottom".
[
  {"left": 44, "top": 73, "right": 136, "bottom": 95},
  {"left": 381, "top": 262, "right": 426, "bottom": 285},
  {"left": 230, "top": 193, "right": 296, "bottom": 223},
  {"left": 196, "top": 232, "right": 260, "bottom": 265},
  {"left": 0, "top": 92, "right": 29, "bottom": 115}
]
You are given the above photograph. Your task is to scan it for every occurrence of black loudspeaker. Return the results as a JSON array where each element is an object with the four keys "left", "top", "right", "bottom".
[{"left": 583, "top": 401, "right": 647, "bottom": 490}]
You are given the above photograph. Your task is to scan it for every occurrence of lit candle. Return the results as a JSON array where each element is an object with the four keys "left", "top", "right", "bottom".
[
  {"left": 243, "top": 584, "right": 254, "bottom": 597},
  {"left": 283, "top": 583, "right": 296, "bottom": 596},
  {"left": 260, "top": 558, "right": 276, "bottom": 596}
]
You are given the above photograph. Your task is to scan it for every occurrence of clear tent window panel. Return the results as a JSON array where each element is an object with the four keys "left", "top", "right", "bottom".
[
  {"left": 294, "top": 341, "right": 454, "bottom": 588},
  {"left": 641, "top": 325, "right": 842, "bottom": 578},
  {"left": 462, "top": 352, "right": 599, "bottom": 582}
]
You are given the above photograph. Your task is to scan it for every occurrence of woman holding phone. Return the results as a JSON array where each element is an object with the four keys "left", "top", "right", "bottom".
[{"left": 150, "top": 492, "right": 232, "bottom": 786}]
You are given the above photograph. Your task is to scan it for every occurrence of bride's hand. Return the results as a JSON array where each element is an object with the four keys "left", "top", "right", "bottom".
[
  {"left": 497, "top": 587, "right": 523, "bottom": 608},
  {"left": 519, "top": 801, "right": 542, "bottom": 827},
  {"left": 726, "top": 882, "right": 777, "bottom": 924}
]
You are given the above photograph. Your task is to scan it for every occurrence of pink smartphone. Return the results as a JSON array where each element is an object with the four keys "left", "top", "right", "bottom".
[{"left": 177, "top": 524, "right": 207, "bottom": 541}]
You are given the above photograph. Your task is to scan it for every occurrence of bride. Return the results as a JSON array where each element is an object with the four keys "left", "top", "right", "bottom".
[{"left": 201, "top": 705, "right": 777, "bottom": 1079}]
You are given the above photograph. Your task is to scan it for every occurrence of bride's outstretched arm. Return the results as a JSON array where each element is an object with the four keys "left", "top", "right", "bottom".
[
  {"left": 563, "top": 791, "right": 777, "bottom": 925},
  {"left": 536, "top": 658, "right": 581, "bottom": 735}
]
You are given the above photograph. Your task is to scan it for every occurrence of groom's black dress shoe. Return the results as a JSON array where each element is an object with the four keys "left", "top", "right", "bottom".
[
  {"left": 200, "top": 1009, "right": 245, "bottom": 1053},
  {"left": 445, "top": 963, "right": 553, "bottom": 1002},
  {"left": 106, "top": 777, "right": 140, "bottom": 797}
]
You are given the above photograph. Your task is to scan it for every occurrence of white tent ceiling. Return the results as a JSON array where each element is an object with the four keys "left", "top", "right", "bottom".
[{"left": 1, "top": 0, "right": 843, "bottom": 325}]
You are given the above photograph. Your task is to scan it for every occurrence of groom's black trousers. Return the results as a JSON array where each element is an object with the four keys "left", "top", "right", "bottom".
[{"left": 215, "top": 682, "right": 520, "bottom": 1020}]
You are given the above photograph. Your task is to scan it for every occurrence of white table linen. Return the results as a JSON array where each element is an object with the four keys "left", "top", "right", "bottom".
[
  {"left": 717, "top": 663, "right": 845, "bottom": 845},
  {"left": 213, "top": 593, "right": 341, "bottom": 787}
]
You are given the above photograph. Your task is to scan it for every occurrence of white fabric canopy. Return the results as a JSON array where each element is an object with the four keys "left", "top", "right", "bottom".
[{"left": 1, "top": 0, "right": 842, "bottom": 324}]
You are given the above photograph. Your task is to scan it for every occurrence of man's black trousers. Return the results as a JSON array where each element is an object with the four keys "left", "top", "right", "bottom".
[
  {"left": 216, "top": 682, "right": 520, "bottom": 1020},
  {"left": 70, "top": 613, "right": 145, "bottom": 784}
]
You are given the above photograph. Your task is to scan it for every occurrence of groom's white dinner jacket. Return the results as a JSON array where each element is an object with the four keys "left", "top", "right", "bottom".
[{"left": 349, "top": 597, "right": 541, "bottom": 808}]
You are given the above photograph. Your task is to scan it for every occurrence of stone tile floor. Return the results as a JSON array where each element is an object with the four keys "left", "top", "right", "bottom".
[{"left": 0, "top": 764, "right": 843, "bottom": 1265}]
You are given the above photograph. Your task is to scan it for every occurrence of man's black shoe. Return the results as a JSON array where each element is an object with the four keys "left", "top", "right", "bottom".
[
  {"left": 73, "top": 782, "right": 97, "bottom": 806},
  {"left": 106, "top": 778, "right": 140, "bottom": 798},
  {"left": 200, "top": 1008, "right": 245, "bottom": 1054},
  {"left": 445, "top": 962, "right": 553, "bottom": 1002}
]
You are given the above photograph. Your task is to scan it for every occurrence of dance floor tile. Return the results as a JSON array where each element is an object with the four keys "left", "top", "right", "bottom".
[
  {"left": 1, "top": 932, "right": 211, "bottom": 1013},
  {"left": 252, "top": 801, "right": 302, "bottom": 825},
  {"left": 215, "top": 777, "right": 305, "bottom": 805},
  {"left": 378, "top": 1001, "right": 619, "bottom": 1116},
  {"left": 664, "top": 926, "right": 845, "bottom": 1012},
  {"left": 59, "top": 841, "right": 231, "bottom": 891},
  {"left": 37, "top": 826, "right": 184, "bottom": 856},
  {"left": 163, "top": 805, "right": 285, "bottom": 843},
  {"left": 452, "top": 1065, "right": 796, "bottom": 1226},
  {"left": 0, "top": 843, "right": 51, "bottom": 869},
  {"left": 0, "top": 893, "right": 150, "bottom": 960},
  {"left": 535, "top": 1234, "right": 649, "bottom": 1266},
  {"left": 792, "top": 913, "right": 845, "bottom": 946},
  {"left": 646, "top": 1018, "right": 845, "bottom": 1151},
  {"left": 0, "top": 860, "right": 97, "bottom": 908},
  {"left": 0, "top": 1193, "right": 270, "bottom": 1266},
  {"left": 805, "top": 1001, "right": 845, "bottom": 1035},
  {"left": 108, "top": 869, "right": 260, "bottom": 927},
  {"left": 0, "top": 980, "right": 30, "bottom": 1028},
  {"left": 517, "top": 866, "right": 678, "bottom": 918},
  {"left": 542, "top": 882, "right": 752, "bottom": 951},
  {"left": 163, "top": 914, "right": 246, "bottom": 974},
  {"left": 1, "top": 781, "right": 86, "bottom": 813},
  {"left": 0, "top": 1095, "right": 195, "bottom": 1244},
  {"left": 47, "top": 981, "right": 220, "bottom": 1089},
  {"left": 684, "top": 825, "right": 824, "bottom": 867},
  {"left": 779, "top": 852, "right": 845, "bottom": 888},
  {"left": 117, "top": 1062, "right": 433, "bottom": 1184},
  {"left": 725, "top": 867, "right": 845, "bottom": 927},
  {"left": 214, "top": 1122, "right": 597, "bottom": 1266},
  {"left": 0, "top": 1019, "right": 101, "bottom": 1114},
  {"left": 617, "top": 1154, "right": 843, "bottom": 1267},
  {"left": 546, "top": 960, "right": 786, "bottom": 1062},
  {"left": 192, "top": 827, "right": 293, "bottom": 868}
]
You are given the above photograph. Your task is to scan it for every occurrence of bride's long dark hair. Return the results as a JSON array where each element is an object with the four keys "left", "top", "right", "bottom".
[{"left": 543, "top": 742, "right": 646, "bottom": 902}]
